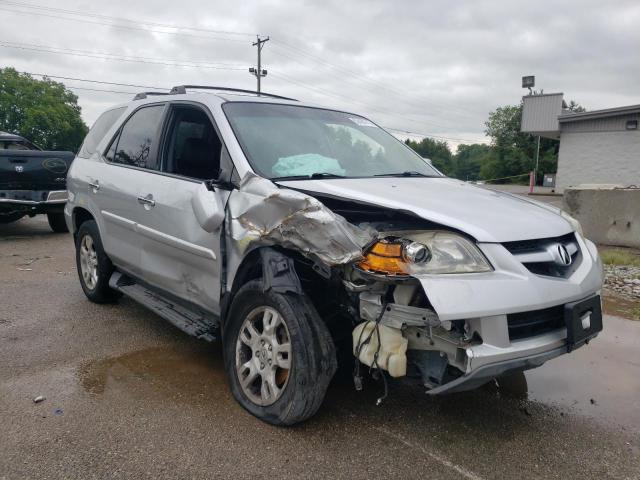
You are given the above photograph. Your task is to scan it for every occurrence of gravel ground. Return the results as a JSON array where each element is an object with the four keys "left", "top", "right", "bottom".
[
  {"left": 604, "top": 264, "right": 640, "bottom": 301},
  {"left": 1, "top": 216, "right": 639, "bottom": 480}
]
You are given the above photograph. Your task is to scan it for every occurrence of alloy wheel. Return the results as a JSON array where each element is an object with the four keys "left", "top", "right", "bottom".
[
  {"left": 235, "top": 306, "right": 292, "bottom": 406},
  {"left": 79, "top": 234, "right": 98, "bottom": 290}
]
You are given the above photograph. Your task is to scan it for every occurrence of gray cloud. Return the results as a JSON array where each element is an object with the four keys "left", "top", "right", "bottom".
[{"left": 1, "top": 0, "right": 638, "bottom": 148}]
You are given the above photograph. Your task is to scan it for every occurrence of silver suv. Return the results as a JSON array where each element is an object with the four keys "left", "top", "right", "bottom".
[{"left": 65, "top": 86, "right": 604, "bottom": 425}]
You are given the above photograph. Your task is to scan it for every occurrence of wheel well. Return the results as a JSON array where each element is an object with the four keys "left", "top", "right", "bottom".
[
  {"left": 225, "top": 247, "right": 352, "bottom": 341},
  {"left": 72, "top": 207, "right": 94, "bottom": 235}
]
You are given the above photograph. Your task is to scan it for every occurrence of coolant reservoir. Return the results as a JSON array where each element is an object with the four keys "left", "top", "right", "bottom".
[{"left": 352, "top": 322, "right": 408, "bottom": 377}]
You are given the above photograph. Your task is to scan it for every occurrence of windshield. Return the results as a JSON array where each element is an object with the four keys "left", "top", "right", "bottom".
[{"left": 222, "top": 102, "right": 442, "bottom": 179}]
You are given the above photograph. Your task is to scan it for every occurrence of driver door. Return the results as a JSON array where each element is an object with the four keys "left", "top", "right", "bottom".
[{"left": 134, "top": 103, "right": 231, "bottom": 315}]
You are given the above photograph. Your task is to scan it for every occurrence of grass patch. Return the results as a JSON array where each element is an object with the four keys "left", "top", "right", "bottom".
[
  {"left": 632, "top": 307, "right": 640, "bottom": 320},
  {"left": 600, "top": 249, "right": 640, "bottom": 267}
]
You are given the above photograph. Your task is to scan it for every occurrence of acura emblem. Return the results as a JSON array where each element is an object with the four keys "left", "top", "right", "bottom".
[
  {"left": 15, "top": 165, "right": 24, "bottom": 173},
  {"left": 555, "top": 244, "right": 572, "bottom": 266}
]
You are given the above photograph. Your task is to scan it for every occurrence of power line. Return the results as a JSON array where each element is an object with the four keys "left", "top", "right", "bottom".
[
  {"left": 383, "top": 127, "right": 485, "bottom": 145},
  {"left": 7, "top": 36, "right": 465, "bottom": 136},
  {"left": 9, "top": 65, "right": 485, "bottom": 144},
  {"left": 271, "top": 40, "right": 487, "bottom": 118},
  {"left": 2, "top": 1, "right": 483, "bottom": 120},
  {"left": 0, "top": 0, "right": 255, "bottom": 36},
  {"left": 65, "top": 85, "right": 137, "bottom": 95},
  {"left": 1, "top": 41, "right": 243, "bottom": 68},
  {"left": 269, "top": 45, "right": 482, "bottom": 131},
  {"left": 0, "top": 0, "right": 487, "bottom": 133},
  {"left": 0, "top": 5, "right": 250, "bottom": 43},
  {"left": 17, "top": 71, "right": 167, "bottom": 90},
  {"left": 270, "top": 72, "right": 481, "bottom": 143},
  {"left": 0, "top": 41, "right": 247, "bottom": 70}
]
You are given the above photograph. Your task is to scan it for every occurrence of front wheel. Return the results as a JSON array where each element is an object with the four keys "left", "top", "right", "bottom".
[{"left": 223, "top": 279, "right": 337, "bottom": 426}]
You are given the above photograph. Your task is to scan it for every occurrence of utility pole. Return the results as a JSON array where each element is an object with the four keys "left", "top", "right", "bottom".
[
  {"left": 534, "top": 134, "right": 541, "bottom": 185},
  {"left": 249, "top": 35, "right": 269, "bottom": 94}
]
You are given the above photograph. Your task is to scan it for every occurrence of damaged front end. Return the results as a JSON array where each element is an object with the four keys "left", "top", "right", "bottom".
[{"left": 224, "top": 174, "right": 601, "bottom": 400}]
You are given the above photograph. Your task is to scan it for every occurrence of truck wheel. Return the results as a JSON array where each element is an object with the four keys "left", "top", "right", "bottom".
[
  {"left": 0, "top": 213, "right": 24, "bottom": 224},
  {"left": 47, "top": 212, "right": 69, "bottom": 233},
  {"left": 75, "top": 220, "right": 120, "bottom": 303},
  {"left": 223, "top": 279, "right": 337, "bottom": 426}
]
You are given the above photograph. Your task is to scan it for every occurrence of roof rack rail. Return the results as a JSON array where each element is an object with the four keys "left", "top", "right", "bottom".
[
  {"left": 169, "top": 85, "right": 297, "bottom": 101},
  {"left": 133, "top": 91, "right": 170, "bottom": 101}
]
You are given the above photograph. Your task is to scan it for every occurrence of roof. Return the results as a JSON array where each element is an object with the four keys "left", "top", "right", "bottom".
[{"left": 559, "top": 104, "right": 640, "bottom": 123}]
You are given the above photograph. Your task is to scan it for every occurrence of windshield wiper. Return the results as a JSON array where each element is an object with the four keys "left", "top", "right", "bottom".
[
  {"left": 272, "top": 172, "right": 346, "bottom": 181},
  {"left": 374, "top": 171, "right": 433, "bottom": 177}
]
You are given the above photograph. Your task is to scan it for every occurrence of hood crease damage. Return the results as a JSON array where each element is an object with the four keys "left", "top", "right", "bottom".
[{"left": 227, "top": 173, "right": 376, "bottom": 265}]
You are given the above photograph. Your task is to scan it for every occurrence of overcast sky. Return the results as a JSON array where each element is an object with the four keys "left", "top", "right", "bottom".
[{"left": 1, "top": 0, "right": 639, "bottom": 148}]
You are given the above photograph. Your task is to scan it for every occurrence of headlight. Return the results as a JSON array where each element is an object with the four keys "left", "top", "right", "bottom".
[
  {"left": 357, "top": 231, "right": 492, "bottom": 275},
  {"left": 560, "top": 211, "right": 584, "bottom": 237}
]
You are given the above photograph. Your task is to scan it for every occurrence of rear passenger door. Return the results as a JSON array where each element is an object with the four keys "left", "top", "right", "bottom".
[
  {"left": 97, "top": 104, "right": 166, "bottom": 276},
  {"left": 134, "top": 102, "right": 232, "bottom": 315}
]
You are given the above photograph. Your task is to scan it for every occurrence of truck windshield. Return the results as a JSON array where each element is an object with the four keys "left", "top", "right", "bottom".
[{"left": 222, "top": 102, "right": 441, "bottom": 180}]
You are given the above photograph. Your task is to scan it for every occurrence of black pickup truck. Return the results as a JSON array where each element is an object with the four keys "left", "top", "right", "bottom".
[{"left": 0, "top": 131, "right": 74, "bottom": 232}]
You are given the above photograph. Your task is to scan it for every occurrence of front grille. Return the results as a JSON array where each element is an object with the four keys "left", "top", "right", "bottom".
[
  {"left": 502, "top": 233, "right": 581, "bottom": 278},
  {"left": 507, "top": 304, "right": 565, "bottom": 340},
  {"left": 503, "top": 233, "right": 575, "bottom": 255}
]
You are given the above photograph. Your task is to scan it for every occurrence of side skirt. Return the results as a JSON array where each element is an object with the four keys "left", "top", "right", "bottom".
[{"left": 109, "top": 271, "right": 219, "bottom": 342}]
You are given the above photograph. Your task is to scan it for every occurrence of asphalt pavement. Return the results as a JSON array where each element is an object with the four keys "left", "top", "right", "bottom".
[{"left": 1, "top": 216, "right": 639, "bottom": 479}]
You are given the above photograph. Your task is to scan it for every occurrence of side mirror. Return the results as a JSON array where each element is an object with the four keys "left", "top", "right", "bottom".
[{"left": 191, "top": 182, "right": 225, "bottom": 232}]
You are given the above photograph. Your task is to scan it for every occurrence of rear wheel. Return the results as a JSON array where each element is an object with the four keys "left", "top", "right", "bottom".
[
  {"left": 223, "top": 279, "right": 337, "bottom": 426},
  {"left": 47, "top": 212, "right": 69, "bottom": 233},
  {"left": 75, "top": 220, "right": 120, "bottom": 303}
]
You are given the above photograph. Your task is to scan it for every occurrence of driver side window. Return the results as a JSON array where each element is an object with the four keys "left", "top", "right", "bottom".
[{"left": 163, "top": 106, "right": 222, "bottom": 180}]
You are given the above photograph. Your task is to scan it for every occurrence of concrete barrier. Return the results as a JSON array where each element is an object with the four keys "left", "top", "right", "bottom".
[{"left": 563, "top": 186, "right": 640, "bottom": 248}]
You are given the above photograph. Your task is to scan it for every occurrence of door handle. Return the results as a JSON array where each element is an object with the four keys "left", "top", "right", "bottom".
[
  {"left": 88, "top": 180, "right": 100, "bottom": 192},
  {"left": 137, "top": 194, "right": 155, "bottom": 207}
]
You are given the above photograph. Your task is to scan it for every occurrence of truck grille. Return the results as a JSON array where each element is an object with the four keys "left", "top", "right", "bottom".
[
  {"left": 507, "top": 304, "right": 565, "bottom": 340},
  {"left": 502, "top": 233, "right": 581, "bottom": 278}
]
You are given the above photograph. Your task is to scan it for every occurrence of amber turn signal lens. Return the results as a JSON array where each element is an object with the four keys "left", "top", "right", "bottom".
[{"left": 357, "top": 241, "right": 408, "bottom": 275}]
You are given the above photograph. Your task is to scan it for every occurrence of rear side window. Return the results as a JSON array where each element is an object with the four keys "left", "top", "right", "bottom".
[
  {"left": 110, "top": 105, "right": 164, "bottom": 170},
  {"left": 78, "top": 107, "right": 126, "bottom": 158}
]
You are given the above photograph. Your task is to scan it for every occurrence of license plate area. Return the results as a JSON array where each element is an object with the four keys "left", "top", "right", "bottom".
[{"left": 564, "top": 295, "right": 602, "bottom": 351}]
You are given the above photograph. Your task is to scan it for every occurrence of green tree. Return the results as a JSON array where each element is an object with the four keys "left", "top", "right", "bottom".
[
  {"left": 404, "top": 137, "right": 454, "bottom": 175},
  {"left": 0, "top": 67, "right": 88, "bottom": 151},
  {"left": 452, "top": 143, "right": 495, "bottom": 181}
]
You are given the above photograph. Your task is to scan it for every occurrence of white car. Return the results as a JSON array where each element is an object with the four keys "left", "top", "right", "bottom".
[{"left": 64, "top": 86, "right": 604, "bottom": 425}]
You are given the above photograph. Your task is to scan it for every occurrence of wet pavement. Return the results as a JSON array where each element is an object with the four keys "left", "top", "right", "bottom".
[{"left": 1, "top": 216, "right": 639, "bottom": 479}]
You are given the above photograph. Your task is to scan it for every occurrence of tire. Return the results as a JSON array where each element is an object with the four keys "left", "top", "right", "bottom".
[
  {"left": 75, "top": 220, "right": 120, "bottom": 303},
  {"left": 223, "top": 279, "right": 337, "bottom": 426},
  {"left": 0, "top": 213, "right": 24, "bottom": 224},
  {"left": 47, "top": 212, "right": 69, "bottom": 233}
]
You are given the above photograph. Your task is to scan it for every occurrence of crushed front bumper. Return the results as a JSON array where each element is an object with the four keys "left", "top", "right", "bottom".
[
  {"left": 356, "top": 234, "right": 604, "bottom": 394},
  {"left": 407, "top": 235, "right": 604, "bottom": 394},
  {"left": 427, "top": 344, "right": 568, "bottom": 394}
]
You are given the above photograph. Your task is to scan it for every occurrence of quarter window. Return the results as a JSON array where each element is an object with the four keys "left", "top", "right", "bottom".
[
  {"left": 111, "top": 105, "right": 164, "bottom": 170},
  {"left": 78, "top": 107, "right": 126, "bottom": 158}
]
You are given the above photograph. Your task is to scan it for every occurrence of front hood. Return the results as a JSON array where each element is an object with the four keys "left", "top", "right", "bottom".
[{"left": 277, "top": 177, "right": 572, "bottom": 243}]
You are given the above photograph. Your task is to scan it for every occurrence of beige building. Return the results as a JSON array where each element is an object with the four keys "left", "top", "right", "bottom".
[{"left": 521, "top": 94, "right": 639, "bottom": 192}]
